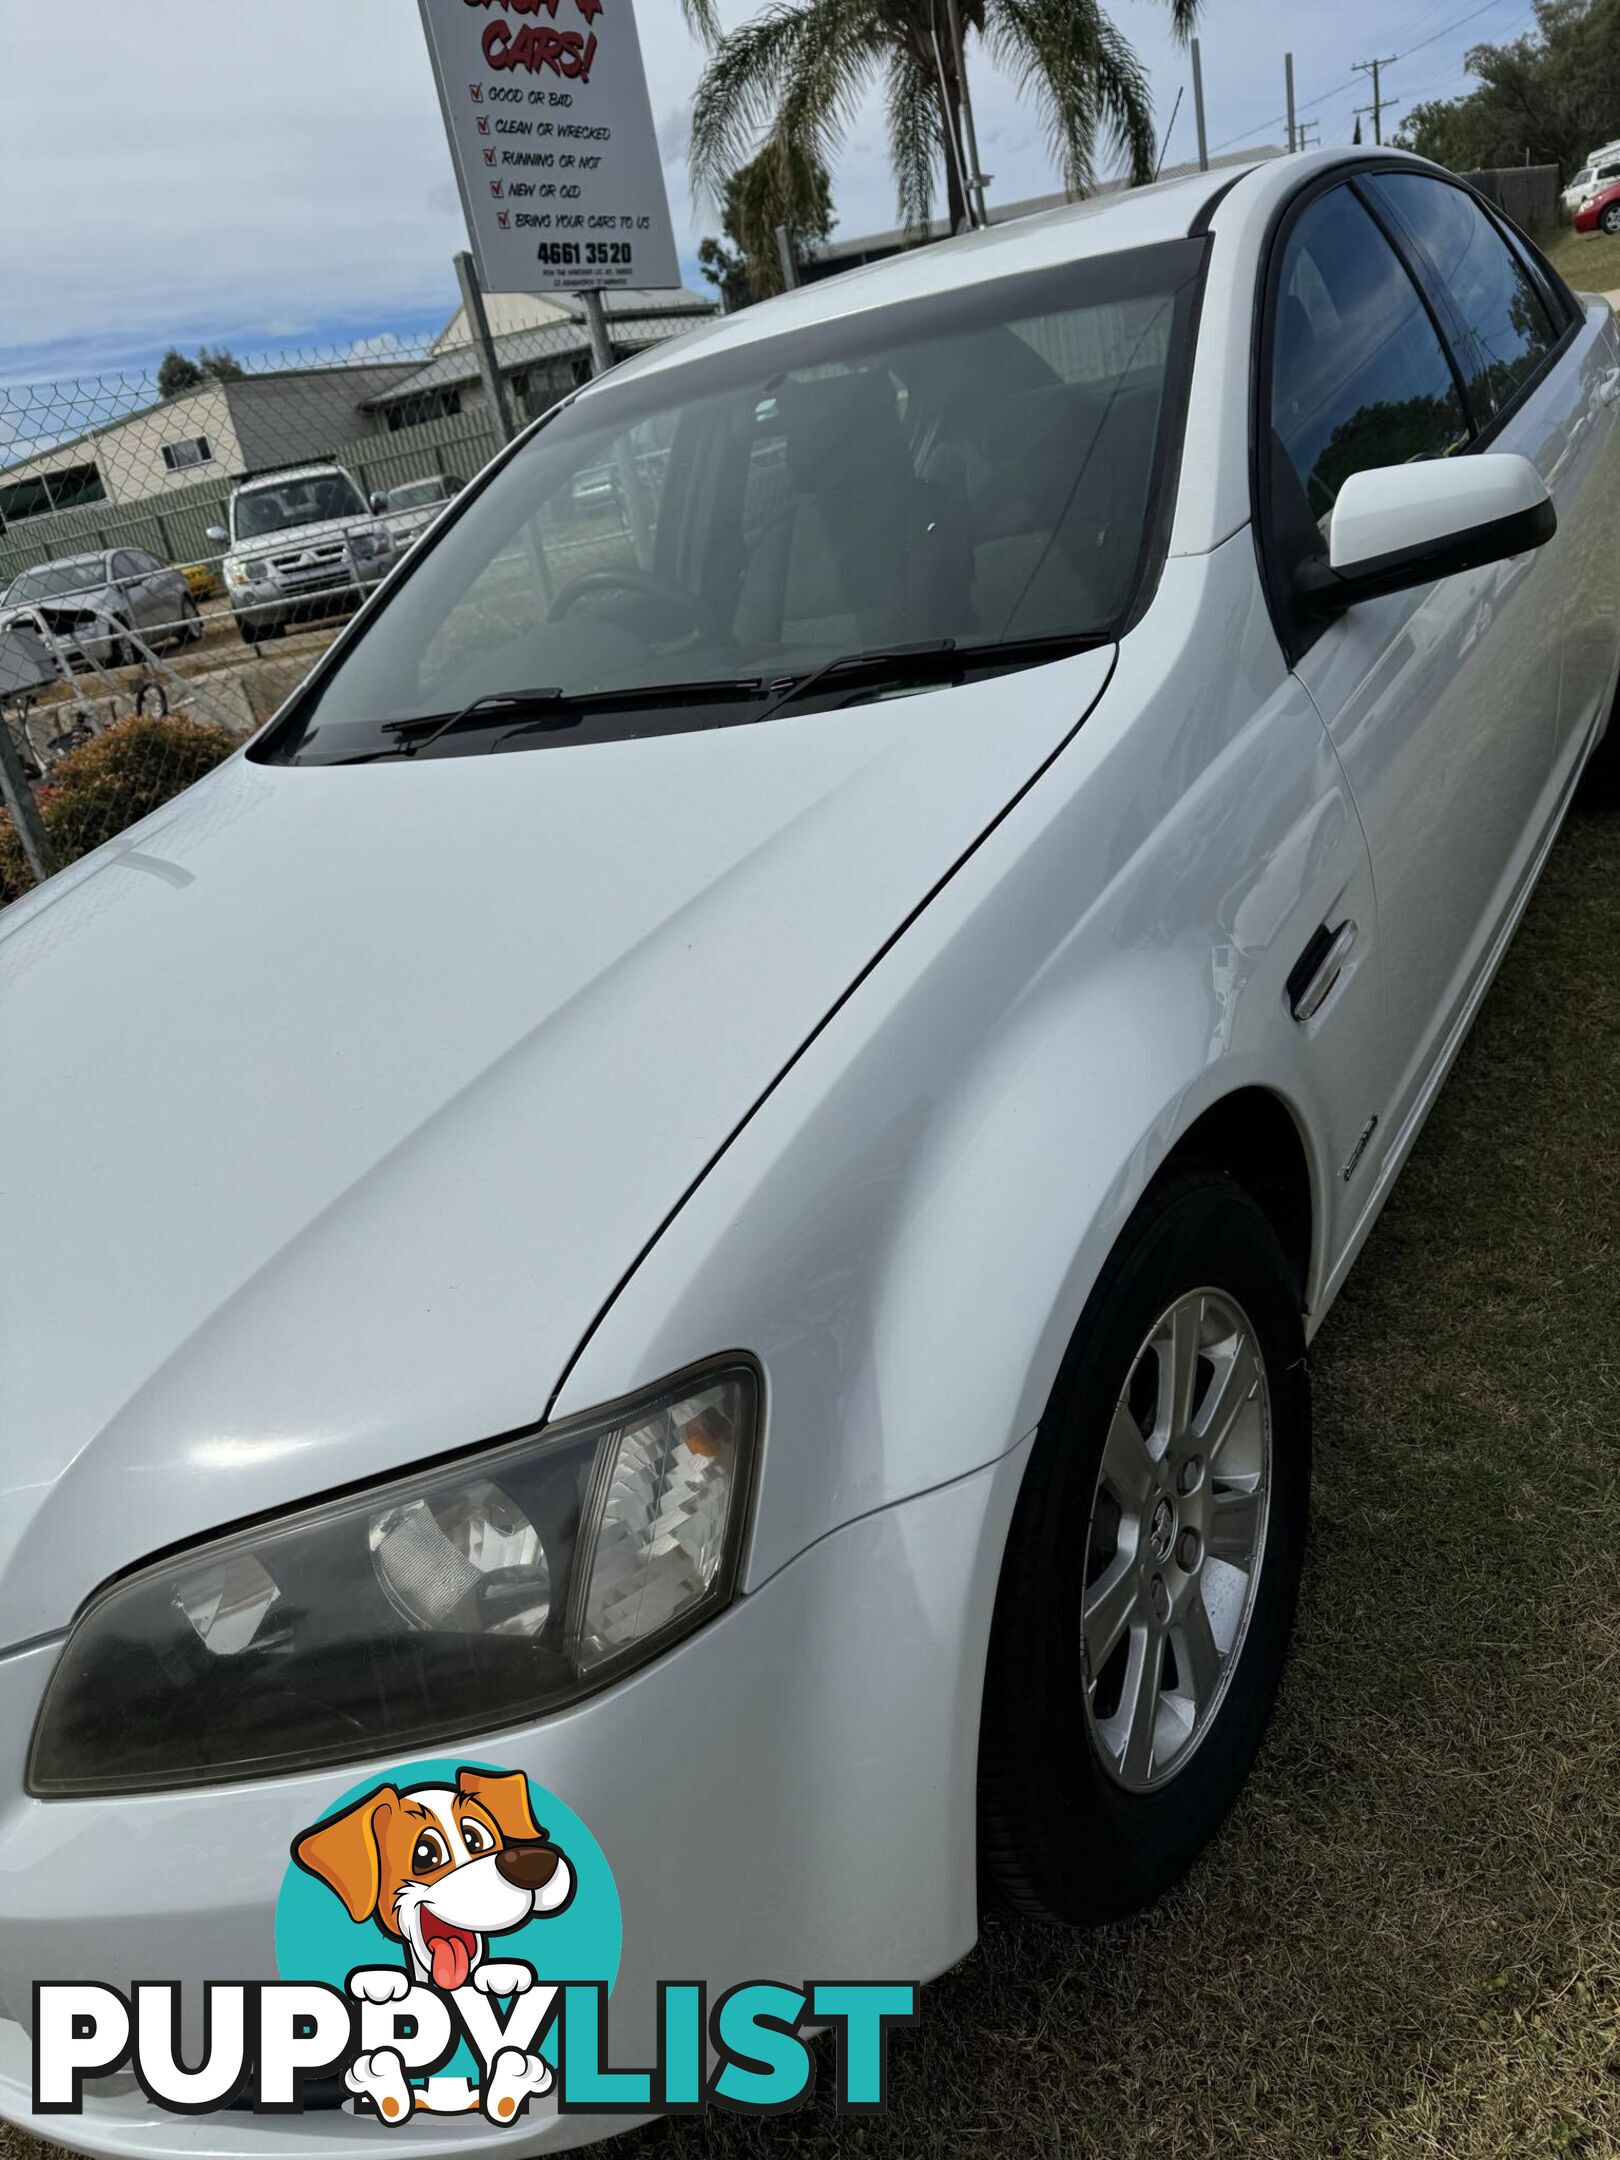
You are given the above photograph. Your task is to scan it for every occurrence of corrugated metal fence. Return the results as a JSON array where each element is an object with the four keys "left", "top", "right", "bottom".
[{"left": 0, "top": 409, "right": 505, "bottom": 587}]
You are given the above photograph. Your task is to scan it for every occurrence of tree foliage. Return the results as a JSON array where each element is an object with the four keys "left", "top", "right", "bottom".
[
  {"left": 680, "top": 0, "right": 1197, "bottom": 243},
  {"left": 1395, "top": 0, "right": 1620, "bottom": 177},
  {"left": 0, "top": 715, "right": 238, "bottom": 904},
  {"left": 157, "top": 345, "right": 247, "bottom": 399},
  {"left": 698, "top": 143, "right": 836, "bottom": 305}
]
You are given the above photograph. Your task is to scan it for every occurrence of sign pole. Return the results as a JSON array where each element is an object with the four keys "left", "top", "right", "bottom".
[
  {"left": 0, "top": 718, "right": 54, "bottom": 885},
  {"left": 581, "top": 290, "right": 615, "bottom": 377},
  {"left": 454, "top": 250, "right": 517, "bottom": 446}
]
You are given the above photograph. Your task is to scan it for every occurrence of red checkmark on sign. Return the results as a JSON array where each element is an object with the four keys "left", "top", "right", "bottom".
[
  {"left": 497, "top": 210, "right": 511, "bottom": 229},
  {"left": 477, "top": 115, "right": 491, "bottom": 134},
  {"left": 490, "top": 180, "right": 504, "bottom": 197},
  {"left": 469, "top": 83, "right": 483, "bottom": 102},
  {"left": 484, "top": 148, "right": 497, "bottom": 165}
]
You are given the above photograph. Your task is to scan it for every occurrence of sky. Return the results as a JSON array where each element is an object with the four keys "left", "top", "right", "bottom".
[{"left": 0, "top": 0, "right": 1543, "bottom": 396}]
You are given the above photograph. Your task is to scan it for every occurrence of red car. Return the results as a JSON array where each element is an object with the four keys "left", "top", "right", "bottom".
[{"left": 1575, "top": 178, "right": 1620, "bottom": 233}]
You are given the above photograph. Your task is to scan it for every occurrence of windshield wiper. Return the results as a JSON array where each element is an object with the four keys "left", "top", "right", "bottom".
[
  {"left": 327, "top": 677, "right": 772, "bottom": 763},
  {"left": 318, "top": 634, "right": 1104, "bottom": 765},
  {"left": 747, "top": 640, "right": 956, "bottom": 729},
  {"left": 385, "top": 688, "right": 571, "bottom": 757},
  {"left": 748, "top": 630, "right": 1105, "bottom": 726}
]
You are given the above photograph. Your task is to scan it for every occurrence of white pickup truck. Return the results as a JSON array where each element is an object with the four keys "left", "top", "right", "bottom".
[{"left": 208, "top": 463, "right": 396, "bottom": 645}]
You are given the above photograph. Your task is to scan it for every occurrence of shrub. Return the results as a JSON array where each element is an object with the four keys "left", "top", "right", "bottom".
[{"left": 0, "top": 714, "right": 238, "bottom": 906}]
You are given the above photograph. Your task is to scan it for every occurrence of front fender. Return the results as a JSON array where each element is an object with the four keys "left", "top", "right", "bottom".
[{"left": 551, "top": 540, "right": 1384, "bottom": 1589}]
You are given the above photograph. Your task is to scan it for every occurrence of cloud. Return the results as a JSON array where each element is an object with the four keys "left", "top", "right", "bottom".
[{"left": 3, "top": 0, "right": 1498, "bottom": 391}]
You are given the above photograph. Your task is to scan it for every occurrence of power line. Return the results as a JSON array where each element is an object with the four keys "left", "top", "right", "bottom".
[
  {"left": 1208, "top": 0, "right": 1536, "bottom": 156},
  {"left": 1399, "top": 0, "right": 1527, "bottom": 61}
]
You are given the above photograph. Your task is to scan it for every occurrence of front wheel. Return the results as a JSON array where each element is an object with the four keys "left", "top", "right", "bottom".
[
  {"left": 1601, "top": 203, "right": 1620, "bottom": 234},
  {"left": 979, "top": 1165, "right": 1310, "bottom": 1924}
]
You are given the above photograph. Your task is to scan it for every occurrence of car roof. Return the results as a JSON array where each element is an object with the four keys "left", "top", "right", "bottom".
[
  {"left": 14, "top": 553, "right": 108, "bottom": 576},
  {"left": 597, "top": 162, "right": 1261, "bottom": 390},
  {"left": 233, "top": 464, "right": 356, "bottom": 494}
]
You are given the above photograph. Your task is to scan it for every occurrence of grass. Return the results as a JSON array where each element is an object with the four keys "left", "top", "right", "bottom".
[
  {"left": 1544, "top": 220, "right": 1620, "bottom": 296},
  {"left": 7, "top": 806, "right": 1620, "bottom": 2160}
]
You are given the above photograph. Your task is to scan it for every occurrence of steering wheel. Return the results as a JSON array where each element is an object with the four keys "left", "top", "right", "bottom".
[{"left": 546, "top": 564, "right": 714, "bottom": 641}]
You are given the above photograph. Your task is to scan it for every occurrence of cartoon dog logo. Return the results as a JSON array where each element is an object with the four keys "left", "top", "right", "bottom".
[{"left": 292, "top": 1766, "right": 574, "bottom": 2122}]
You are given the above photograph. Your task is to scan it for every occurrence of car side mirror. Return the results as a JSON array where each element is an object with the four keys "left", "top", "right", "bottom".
[
  {"left": 206, "top": 525, "right": 228, "bottom": 544},
  {"left": 1296, "top": 452, "right": 1555, "bottom": 616},
  {"left": 370, "top": 491, "right": 388, "bottom": 515}
]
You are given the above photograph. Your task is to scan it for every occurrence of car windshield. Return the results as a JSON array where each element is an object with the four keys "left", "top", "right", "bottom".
[
  {"left": 264, "top": 241, "right": 1205, "bottom": 765},
  {"left": 235, "top": 474, "right": 366, "bottom": 540},
  {"left": 387, "top": 479, "right": 450, "bottom": 511},
  {"left": 6, "top": 557, "right": 107, "bottom": 605}
]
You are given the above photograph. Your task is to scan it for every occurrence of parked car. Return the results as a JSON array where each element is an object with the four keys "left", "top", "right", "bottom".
[
  {"left": 1575, "top": 177, "right": 1620, "bottom": 234},
  {"left": 1563, "top": 144, "right": 1620, "bottom": 216},
  {"left": 569, "top": 441, "right": 671, "bottom": 507},
  {"left": 0, "top": 548, "right": 200, "bottom": 668},
  {"left": 3, "top": 148, "right": 1618, "bottom": 2151},
  {"left": 207, "top": 462, "right": 396, "bottom": 644},
  {"left": 380, "top": 471, "right": 465, "bottom": 550},
  {"left": 179, "top": 561, "right": 217, "bottom": 601}
]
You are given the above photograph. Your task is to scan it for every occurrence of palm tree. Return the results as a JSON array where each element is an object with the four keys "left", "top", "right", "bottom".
[{"left": 681, "top": 0, "right": 1200, "bottom": 241}]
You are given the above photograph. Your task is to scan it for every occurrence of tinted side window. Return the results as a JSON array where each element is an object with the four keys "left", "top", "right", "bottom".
[
  {"left": 112, "top": 551, "right": 140, "bottom": 580},
  {"left": 1270, "top": 186, "right": 1470, "bottom": 530},
  {"left": 1366, "top": 174, "right": 1558, "bottom": 421}
]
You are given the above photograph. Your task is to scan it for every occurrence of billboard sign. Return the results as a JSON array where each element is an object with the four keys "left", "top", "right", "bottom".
[{"left": 417, "top": 0, "right": 680, "bottom": 294}]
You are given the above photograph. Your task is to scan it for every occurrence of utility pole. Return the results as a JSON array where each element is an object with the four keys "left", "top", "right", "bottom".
[
  {"left": 1353, "top": 97, "right": 1400, "bottom": 143},
  {"left": 1191, "top": 37, "right": 1209, "bottom": 172},
  {"left": 945, "top": 0, "right": 990, "bottom": 225},
  {"left": 1284, "top": 53, "right": 1297, "bottom": 154},
  {"left": 929, "top": 11, "right": 977, "bottom": 229},
  {"left": 1352, "top": 55, "right": 1396, "bottom": 146}
]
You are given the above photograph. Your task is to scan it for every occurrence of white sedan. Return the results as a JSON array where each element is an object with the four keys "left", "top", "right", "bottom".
[{"left": 2, "top": 147, "right": 1618, "bottom": 2151}]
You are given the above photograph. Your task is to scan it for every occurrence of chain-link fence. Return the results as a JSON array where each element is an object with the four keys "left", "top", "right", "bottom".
[{"left": 0, "top": 285, "right": 713, "bottom": 904}]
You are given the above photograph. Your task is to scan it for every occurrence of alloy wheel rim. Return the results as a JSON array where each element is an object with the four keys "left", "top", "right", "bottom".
[{"left": 1080, "top": 1287, "right": 1272, "bottom": 1794}]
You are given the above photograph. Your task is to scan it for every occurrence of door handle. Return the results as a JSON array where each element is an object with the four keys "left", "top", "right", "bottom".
[
  {"left": 1289, "top": 919, "right": 1357, "bottom": 1022},
  {"left": 1598, "top": 367, "right": 1620, "bottom": 406}
]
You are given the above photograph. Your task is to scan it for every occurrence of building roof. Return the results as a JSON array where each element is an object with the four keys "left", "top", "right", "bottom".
[
  {"left": 363, "top": 290, "right": 715, "bottom": 410},
  {"left": 0, "top": 359, "right": 420, "bottom": 485}
]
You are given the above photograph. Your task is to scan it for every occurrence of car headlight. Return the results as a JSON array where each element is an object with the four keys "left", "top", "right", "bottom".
[
  {"left": 224, "top": 557, "right": 254, "bottom": 589},
  {"left": 28, "top": 1360, "right": 758, "bottom": 1797}
]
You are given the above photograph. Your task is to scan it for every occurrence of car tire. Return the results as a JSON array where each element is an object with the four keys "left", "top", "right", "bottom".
[
  {"left": 179, "top": 597, "right": 203, "bottom": 646},
  {"left": 103, "top": 621, "right": 129, "bottom": 670},
  {"left": 979, "top": 1164, "right": 1309, "bottom": 1925},
  {"left": 238, "top": 617, "right": 261, "bottom": 647},
  {"left": 1578, "top": 671, "right": 1620, "bottom": 805},
  {"left": 1602, "top": 203, "right": 1620, "bottom": 234}
]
